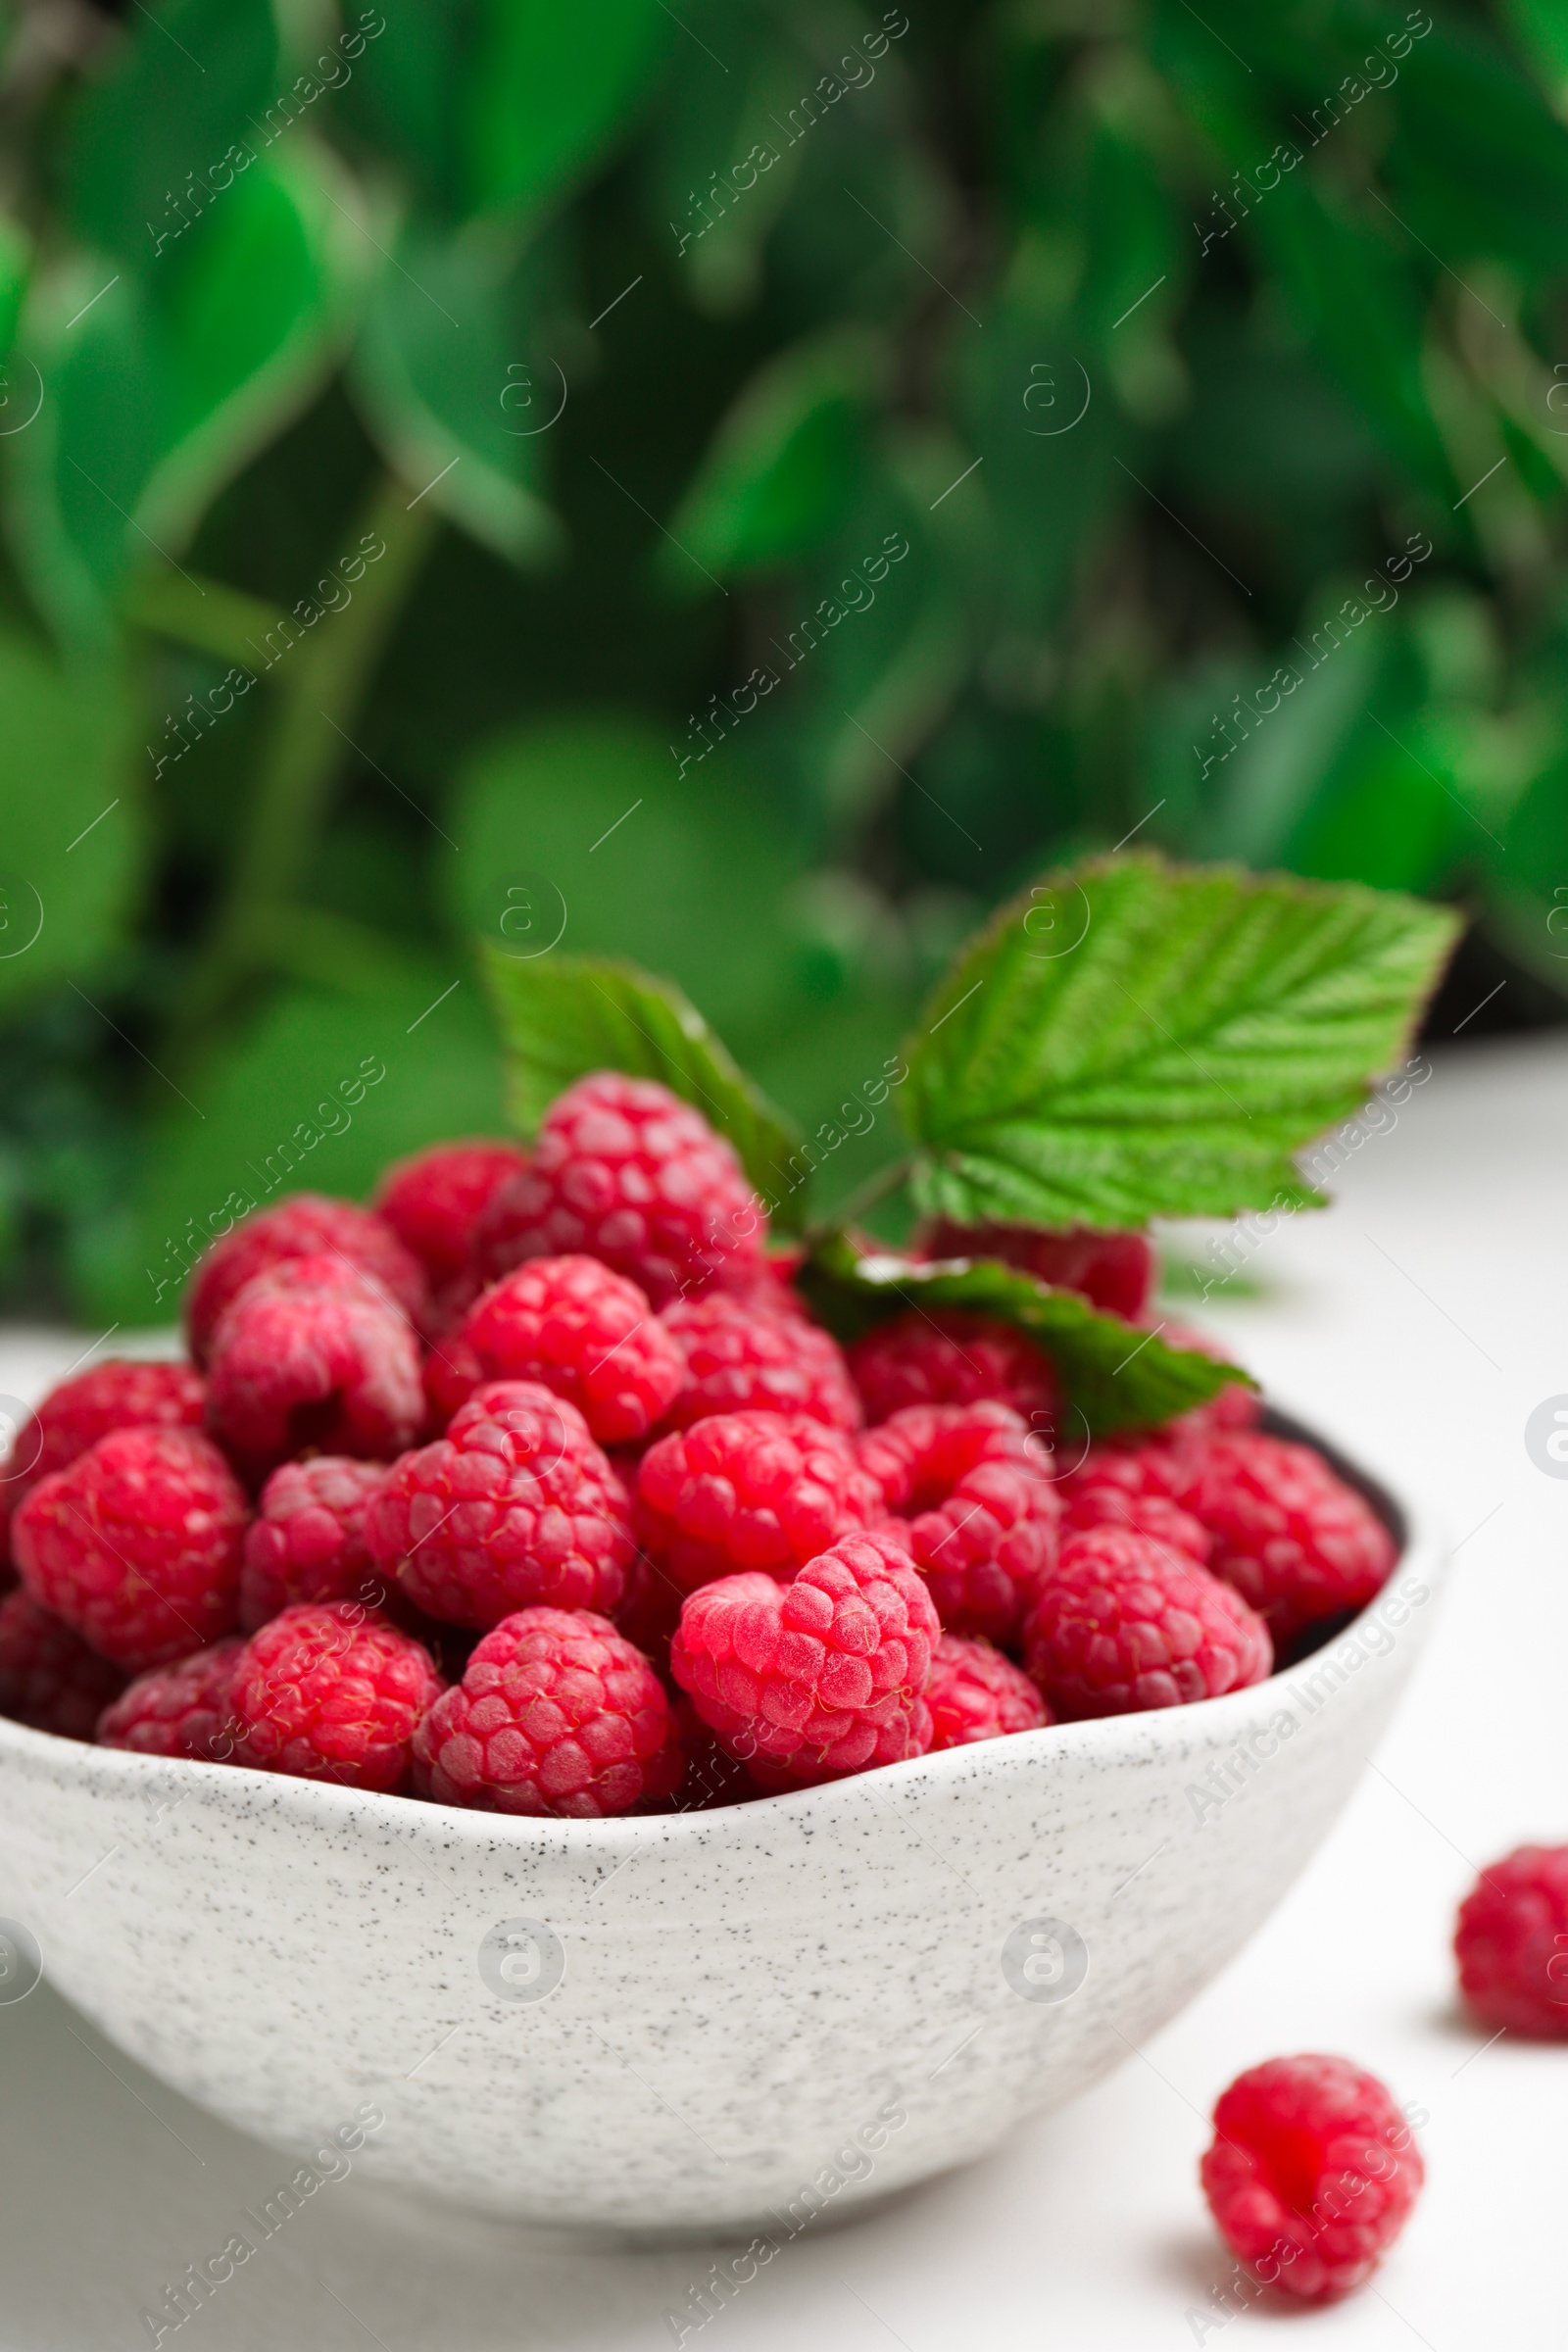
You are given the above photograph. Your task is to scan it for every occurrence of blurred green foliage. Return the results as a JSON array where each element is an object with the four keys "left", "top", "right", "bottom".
[{"left": 0, "top": 0, "right": 1566, "bottom": 1322}]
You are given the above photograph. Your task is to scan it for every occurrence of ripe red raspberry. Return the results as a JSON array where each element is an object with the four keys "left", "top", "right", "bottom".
[
  {"left": 239, "top": 1456, "right": 389, "bottom": 1632},
  {"left": 660, "top": 1291, "right": 860, "bottom": 1433},
  {"left": 1156, "top": 1320, "right": 1262, "bottom": 1440},
  {"left": 229, "top": 1601, "right": 443, "bottom": 1790},
  {"left": 1200, "top": 2054, "right": 1424, "bottom": 2302},
  {"left": 367, "top": 1381, "right": 633, "bottom": 1628},
  {"left": 204, "top": 1255, "right": 423, "bottom": 1483},
  {"left": 413, "top": 1605, "right": 680, "bottom": 1816},
  {"left": 9, "top": 1358, "right": 206, "bottom": 1502},
  {"left": 13, "top": 1427, "right": 247, "bottom": 1672},
  {"left": 96, "top": 1637, "right": 245, "bottom": 1760},
  {"left": 1171, "top": 1432, "right": 1396, "bottom": 1642},
  {"left": 926, "top": 1633, "right": 1049, "bottom": 1748},
  {"left": 474, "top": 1071, "right": 765, "bottom": 1306},
  {"left": 857, "top": 1401, "right": 1060, "bottom": 1644},
  {"left": 1023, "top": 1525, "right": 1271, "bottom": 1717},
  {"left": 923, "top": 1219, "right": 1156, "bottom": 1320},
  {"left": 847, "top": 1307, "right": 1062, "bottom": 1434},
  {"left": 0, "top": 1591, "right": 125, "bottom": 1740},
  {"left": 670, "top": 1530, "right": 939, "bottom": 1788},
  {"left": 1061, "top": 1445, "right": 1212, "bottom": 1562},
  {"left": 634, "top": 1410, "right": 883, "bottom": 1597},
  {"left": 1453, "top": 1844, "right": 1568, "bottom": 2037},
  {"left": 372, "top": 1140, "right": 529, "bottom": 1286},
  {"left": 448, "top": 1255, "right": 684, "bottom": 1445},
  {"left": 185, "top": 1193, "right": 428, "bottom": 1365}
]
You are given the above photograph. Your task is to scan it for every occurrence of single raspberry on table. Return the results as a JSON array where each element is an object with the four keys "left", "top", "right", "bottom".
[
  {"left": 1200, "top": 2054, "right": 1423, "bottom": 2302},
  {"left": 474, "top": 1071, "right": 766, "bottom": 1306},
  {"left": 857, "top": 1400, "right": 1060, "bottom": 1644},
  {"left": 372, "top": 1140, "right": 529, "bottom": 1286},
  {"left": 444, "top": 1255, "right": 684, "bottom": 1446},
  {"left": 96, "top": 1637, "right": 245, "bottom": 1761},
  {"left": 184, "top": 1193, "right": 428, "bottom": 1365},
  {"left": 0, "top": 1591, "right": 125, "bottom": 1740},
  {"left": 660, "top": 1290, "right": 860, "bottom": 1433},
  {"left": 847, "top": 1308, "right": 1062, "bottom": 1434},
  {"left": 239, "top": 1456, "right": 389, "bottom": 1632},
  {"left": 671, "top": 1529, "right": 939, "bottom": 1788},
  {"left": 926, "top": 1633, "right": 1050, "bottom": 1749},
  {"left": 228, "top": 1601, "right": 444, "bottom": 1791},
  {"left": 367, "top": 1381, "right": 633, "bottom": 1629},
  {"left": 634, "top": 1410, "right": 883, "bottom": 1596},
  {"left": 1171, "top": 1432, "right": 1396, "bottom": 1642},
  {"left": 1023, "top": 1524, "right": 1271, "bottom": 1718},
  {"left": 13, "top": 1426, "right": 247, "bottom": 1672},
  {"left": 1453, "top": 1844, "right": 1568, "bottom": 2037},
  {"left": 8, "top": 1358, "right": 206, "bottom": 1502},
  {"left": 922, "top": 1219, "right": 1156, "bottom": 1321},
  {"left": 413, "top": 1605, "right": 681, "bottom": 1816},
  {"left": 204, "top": 1255, "right": 424, "bottom": 1483}
]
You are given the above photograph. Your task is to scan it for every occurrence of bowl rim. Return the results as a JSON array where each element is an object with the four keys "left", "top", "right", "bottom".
[{"left": 0, "top": 1398, "right": 1444, "bottom": 1857}]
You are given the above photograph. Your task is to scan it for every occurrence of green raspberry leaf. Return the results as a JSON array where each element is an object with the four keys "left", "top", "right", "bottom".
[
  {"left": 800, "top": 1231, "right": 1252, "bottom": 1439},
  {"left": 899, "top": 855, "right": 1461, "bottom": 1230},
  {"left": 481, "top": 946, "right": 808, "bottom": 1228}
]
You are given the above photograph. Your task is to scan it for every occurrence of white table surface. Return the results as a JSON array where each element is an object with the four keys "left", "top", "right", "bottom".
[{"left": 1, "top": 1033, "right": 1562, "bottom": 2351}]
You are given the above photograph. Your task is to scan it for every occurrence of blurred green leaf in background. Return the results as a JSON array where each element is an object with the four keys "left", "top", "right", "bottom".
[{"left": 0, "top": 0, "right": 1565, "bottom": 1322}]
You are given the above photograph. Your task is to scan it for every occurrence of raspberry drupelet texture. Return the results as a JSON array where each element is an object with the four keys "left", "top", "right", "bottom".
[
  {"left": 204, "top": 1255, "right": 424, "bottom": 1483},
  {"left": 922, "top": 1219, "right": 1156, "bottom": 1321},
  {"left": 367, "top": 1381, "right": 633, "bottom": 1629},
  {"left": 847, "top": 1307, "right": 1062, "bottom": 1434},
  {"left": 926, "top": 1633, "right": 1050, "bottom": 1749},
  {"left": 473, "top": 1071, "right": 766, "bottom": 1306},
  {"left": 1200, "top": 2054, "right": 1424, "bottom": 2302},
  {"left": 1061, "top": 1444, "right": 1212, "bottom": 1562},
  {"left": 412, "top": 1605, "right": 681, "bottom": 1816},
  {"left": 1172, "top": 1432, "right": 1396, "bottom": 1642},
  {"left": 9, "top": 1358, "right": 206, "bottom": 1501},
  {"left": 240, "top": 1456, "right": 390, "bottom": 1632},
  {"left": 1453, "top": 1844, "right": 1568, "bottom": 2037},
  {"left": 184, "top": 1193, "right": 428, "bottom": 1365},
  {"left": 857, "top": 1401, "right": 1060, "bottom": 1644},
  {"left": 445, "top": 1255, "right": 684, "bottom": 1445},
  {"left": 229, "top": 1602, "right": 444, "bottom": 1791},
  {"left": 13, "top": 1427, "right": 248, "bottom": 1672},
  {"left": 670, "top": 1529, "right": 939, "bottom": 1788},
  {"left": 1023, "top": 1525, "right": 1271, "bottom": 1718},
  {"left": 96, "top": 1637, "right": 245, "bottom": 1760},
  {"left": 634, "top": 1410, "right": 883, "bottom": 1596},
  {"left": 0, "top": 1591, "right": 125, "bottom": 1740},
  {"left": 660, "top": 1291, "right": 860, "bottom": 1433},
  {"left": 372, "top": 1140, "right": 529, "bottom": 1286}
]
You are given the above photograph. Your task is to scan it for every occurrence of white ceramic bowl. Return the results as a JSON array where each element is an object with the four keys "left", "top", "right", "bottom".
[{"left": 0, "top": 1411, "right": 1441, "bottom": 2236}]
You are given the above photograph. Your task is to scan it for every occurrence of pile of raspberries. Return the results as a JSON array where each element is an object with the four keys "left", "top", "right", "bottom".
[
  {"left": 0, "top": 1070, "right": 1398, "bottom": 1811},
  {"left": 6, "top": 1066, "right": 1564, "bottom": 2302}
]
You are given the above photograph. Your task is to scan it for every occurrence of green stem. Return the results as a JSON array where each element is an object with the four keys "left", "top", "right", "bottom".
[{"left": 174, "top": 471, "right": 438, "bottom": 1045}]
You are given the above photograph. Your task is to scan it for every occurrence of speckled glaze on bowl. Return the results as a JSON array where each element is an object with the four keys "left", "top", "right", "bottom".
[{"left": 0, "top": 1411, "right": 1442, "bottom": 2235}]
